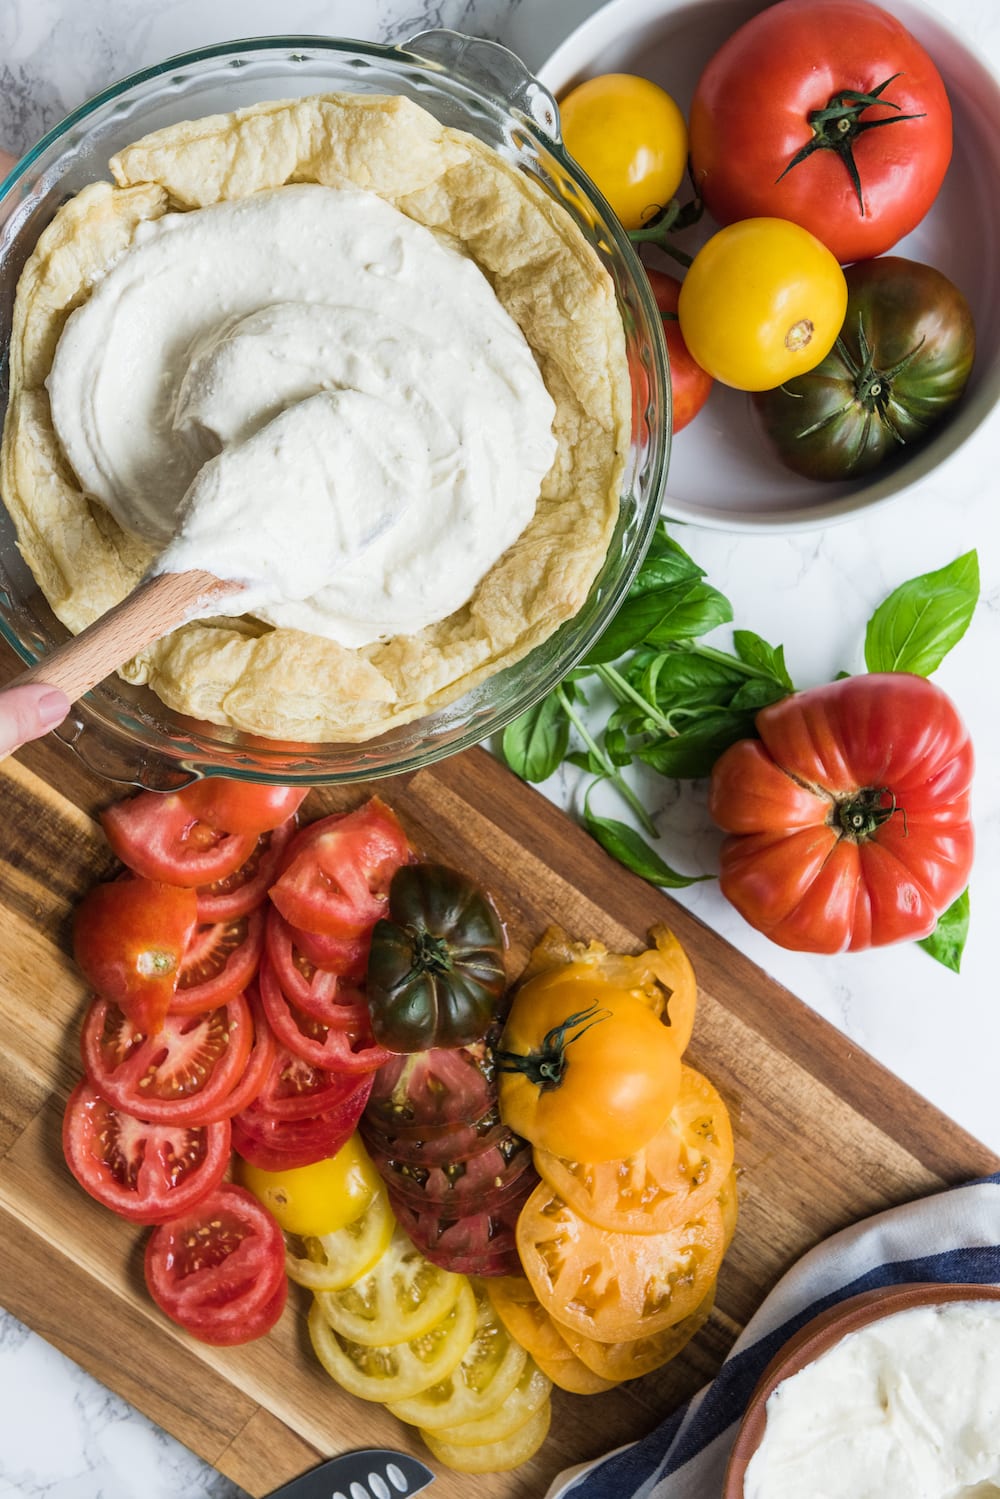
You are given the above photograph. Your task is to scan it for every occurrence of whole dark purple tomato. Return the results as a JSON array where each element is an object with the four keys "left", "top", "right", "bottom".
[{"left": 752, "top": 256, "right": 975, "bottom": 480}]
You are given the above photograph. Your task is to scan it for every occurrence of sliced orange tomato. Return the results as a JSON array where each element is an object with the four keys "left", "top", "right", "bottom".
[
  {"left": 533, "top": 1063, "right": 734, "bottom": 1235},
  {"left": 497, "top": 971, "right": 681, "bottom": 1162},
  {"left": 485, "top": 1276, "right": 618, "bottom": 1395},
  {"left": 559, "top": 1291, "right": 715, "bottom": 1382},
  {"left": 718, "top": 1166, "right": 740, "bottom": 1251},
  {"left": 516, "top": 1181, "right": 725, "bottom": 1343}
]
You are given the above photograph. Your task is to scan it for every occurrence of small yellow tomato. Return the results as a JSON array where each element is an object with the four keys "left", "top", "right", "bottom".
[
  {"left": 559, "top": 74, "right": 688, "bottom": 231},
  {"left": 677, "top": 217, "right": 849, "bottom": 391},
  {"left": 237, "top": 1134, "right": 381, "bottom": 1238}
]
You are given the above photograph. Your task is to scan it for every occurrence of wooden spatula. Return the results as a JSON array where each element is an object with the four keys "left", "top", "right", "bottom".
[{"left": 7, "top": 568, "right": 242, "bottom": 709}]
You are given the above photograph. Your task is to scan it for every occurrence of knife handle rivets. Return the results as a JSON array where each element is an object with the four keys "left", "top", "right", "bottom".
[
  {"left": 368, "top": 1475, "right": 391, "bottom": 1499},
  {"left": 386, "top": 1465, "right": 408, "bottom": 1493}
]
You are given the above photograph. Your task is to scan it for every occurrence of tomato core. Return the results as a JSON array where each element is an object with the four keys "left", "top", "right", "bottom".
[
  {"left": 781, "top": 74, "right": 927, "bottom": 215},
  {"left": 496, "top": 1001, "right": 609, "bottom": 1090},
  {"left": 834, "top": 786, "right": 897, "bottom": 840}
]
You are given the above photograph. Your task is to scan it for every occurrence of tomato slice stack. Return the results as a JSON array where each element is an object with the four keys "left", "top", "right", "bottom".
[{"left": 62, "top": 783, "right": 414, "bottom": 1348}]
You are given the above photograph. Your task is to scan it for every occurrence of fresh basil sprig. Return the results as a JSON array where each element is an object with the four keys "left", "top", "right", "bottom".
[{"left": 864, "top": 550, "right": 979, "bottom": 676}]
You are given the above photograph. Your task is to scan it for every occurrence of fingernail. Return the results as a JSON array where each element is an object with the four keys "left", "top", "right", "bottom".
[{"left": 37, "top": 689, "right": 70, "bottom": 728}]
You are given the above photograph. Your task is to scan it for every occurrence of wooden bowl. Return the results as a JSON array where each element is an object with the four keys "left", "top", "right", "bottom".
[{"left": 723, "top": 1281, "right": 1000, "bottom": 1497}]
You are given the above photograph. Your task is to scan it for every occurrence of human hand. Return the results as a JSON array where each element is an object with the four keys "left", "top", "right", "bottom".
[{"left": 0, "top": 684, "right": 71, "bottom": 757}]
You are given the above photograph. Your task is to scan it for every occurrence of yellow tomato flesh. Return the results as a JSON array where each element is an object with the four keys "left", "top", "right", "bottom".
[
  {"left": 560, "top": 74, "right": 688, "bottom": 231},
  {"left": 678, "top": 217, "right": 848, "bottom": 391},
  {"left": 238, "top": 1133, "right": 381, "bottom": 1237}
]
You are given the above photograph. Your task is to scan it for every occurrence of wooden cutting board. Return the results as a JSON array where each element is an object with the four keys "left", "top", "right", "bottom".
[{"left": 0, "top": 699, "right": 996, "bottom": 1498}]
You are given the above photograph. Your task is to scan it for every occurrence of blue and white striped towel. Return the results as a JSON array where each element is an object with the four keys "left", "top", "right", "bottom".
[{"left": 546, "top": 1171, "right": 1000, "bottom": 1499}]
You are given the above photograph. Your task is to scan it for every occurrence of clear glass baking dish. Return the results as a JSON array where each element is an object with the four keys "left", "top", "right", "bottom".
[{"left": 0, "top": 31, "right": 670, "bottom": 789}]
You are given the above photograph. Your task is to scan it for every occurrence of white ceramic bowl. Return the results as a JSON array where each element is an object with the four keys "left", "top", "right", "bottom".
[{"left": 539, "top": 0, "right": 1000, "bottom": 531}]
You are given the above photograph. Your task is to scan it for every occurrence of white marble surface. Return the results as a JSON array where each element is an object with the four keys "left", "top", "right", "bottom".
[{"left": 1, "top": 0, "right": 999, "bottom": 1493}]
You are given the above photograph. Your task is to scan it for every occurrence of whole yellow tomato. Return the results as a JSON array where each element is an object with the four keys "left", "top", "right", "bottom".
[
  {"left": 677, "top": 217, "right": 848, "bottom": 391},
  {"left": 497, "top": 967, "right": 681, "bottom": 1162},
  {"left": 559, "top": 74, "right": 688, "bottom": 230},
  {"left": 237, "top": 1133, "right": 381, "bottom": 1238}
]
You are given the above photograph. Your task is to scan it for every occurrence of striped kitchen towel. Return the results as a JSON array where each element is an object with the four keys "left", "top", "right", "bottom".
[{"left": 546, "top": 1171, "right": 1000, "bottom": 1499}]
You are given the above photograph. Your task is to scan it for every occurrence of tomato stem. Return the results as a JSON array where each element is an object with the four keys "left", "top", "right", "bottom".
[
  {"left": 776, "top": 74, "right": 926, "bottom": 217},
  {"left": 557, "top": 685, "right": 659, "bottom": 837},
  {"left": 835, "top": 786, "right": 898, "bottom": 840},
  {"left": 495, "top": 1002, "right": 610, "bottom": 1089}
]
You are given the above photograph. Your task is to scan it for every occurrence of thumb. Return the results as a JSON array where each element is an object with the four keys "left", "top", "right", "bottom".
[{"left": 0, "top": 683, "right": 71, "bottom": 757}]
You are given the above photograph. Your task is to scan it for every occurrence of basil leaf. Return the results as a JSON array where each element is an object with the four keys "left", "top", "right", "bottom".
[
  {"left": 864, "top": 551, "right": 979, "bottom": 677},
  {"left": 728, "top": 676, "right": 789, "bottom": 712},
  {"left": 733, "top": 630, "right": 794, "bottom": 689},
  {"left": 638, "top": 651, "right": 745, "bottom": 711},
  {"left": 628, "top": 534, "right": 705, "bottom": 595},
  {"left": 583, "top": 809, "right": 708, "bottom": 888},
  {"left": 640, "top": 711, "right": 755, "bottom": 779},
  {"left": 917, "top": 889, "right": 970, "bottom": 973},
  {"left": 584, "top": 581, "right": 700, "bottom": 664},
  {"left": 567, "top": 750, "right": 600, "bottom": 773},
  {"left": 644, "top": 583, "right": 734, "bottom": 645},
  {"left": 500, "top": 692, "right": 568, "bottom": 782}
]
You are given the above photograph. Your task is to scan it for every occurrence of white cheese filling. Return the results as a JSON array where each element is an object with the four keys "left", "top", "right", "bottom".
[
  {"left": 744, "top": 1300, "right": 1000, "bottom": 1499},
  {"left": 47, "top": 184, "right": 557, "bottom": 647}
]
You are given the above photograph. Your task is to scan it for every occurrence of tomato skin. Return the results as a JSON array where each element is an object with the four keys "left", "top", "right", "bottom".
[
  {"left": 62, "top": 1079, "right": 231, "bottom": 1223},
  {"left": 678, "top": 218, "right": 848, "bottom": 391},
  {"left": 237, "top": 1133, "right": 381, "bottom": 1237},
  {"left": 752, "top": 256, "right": 976, "bottom": 480},
  {"left": 644, "top": 270, "right": 714, "bottom": 434},
  {"left": 73, "top": 879, "right": 198, "bottom": 1036},
  {"left": 497, "top": 972, "right": 682, "bottom": 1162},
  {"left": 708, "top": 673, "right": 974, "bottom": 952},
  {"left": 688, "top": 0, "right": 952, "bottom": 264},
  {"left": 144, "top": 1183, "right": 287, "bottom": 1346},
  {"left": 180, "top": 781, "right": 309, "bottom": 836},
  {"left": 102, "top": 791, "right": 257, "bottom": 887},
  {"left": 559, "top": 74, "right": 688, "bottom": 231}
]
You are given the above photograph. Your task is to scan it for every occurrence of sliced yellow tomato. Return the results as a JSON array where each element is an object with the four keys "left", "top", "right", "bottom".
[
  {"left": 532, "top": 1063, "right": 734, "bottom": 1236},
  {"left": 485, "top": 1276, "right": 618, "bottom": 1396},
  {"left": 314, "top": 1225, "right": 465, "bottom": 1346},
  {"left": 429, "top": 1359, "right": 550, "bottom": 1447},
  {"left": 421, "top": 1398, "right": 552, "bottom": 1474},
  {"left": 517, "top": 1181, "right": 725, "bottom": 1343},
  {"left": 308, "top": 1280, "right": 477, "bottom": 1403},
  {"left": 237, "top": 1133, "right": 381, "bottom": 1237},
  {"left": 388, "top": 1295, "right": 527, "bottom": 1431},
  {"left": 560, "top": 1290, "right": 715, "bottom": 1382},
  {"left": 285, "top": 1184, "right": 394, "bottom": 1292}
]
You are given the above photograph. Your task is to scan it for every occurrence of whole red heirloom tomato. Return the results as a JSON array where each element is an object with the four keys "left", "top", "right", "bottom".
[
  {"left": 688, "top": 0, "right": 952, "bottom": 265},
  {"left": 707, "top": 673, "right": 973, "bottom": 953}
]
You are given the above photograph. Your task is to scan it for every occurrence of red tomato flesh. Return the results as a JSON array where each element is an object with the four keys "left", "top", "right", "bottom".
[
  {"left": 170, "top": 907, "right": 265, "bottom": 1016},
  {"left": 102, "top": 791, "right": 257, "bottom": 888},
  {"left": 180, "top": 782, "right": 309, "bottom": 836},
  {"left": 269, "top": 799, "right": 411, "bottom": 938},
  {"left": 73, "top": 879, "right": 198, "bottom": 1036}
]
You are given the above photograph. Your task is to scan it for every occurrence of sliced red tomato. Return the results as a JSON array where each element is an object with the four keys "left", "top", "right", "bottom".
[
  {"left": 269, "top": 798, "right": 411, "bottom": 939},
  {"left": 258, "top": 955, "right": 388, "bottom": 1075},
  {"left": 144, "top": 1183, "right": 287, "bottom": 1345},
  {"left": 73, "top": 878, "right": 198, "bottom": 1037},
  {"left": 231, "top": 1071, "right": 373, "bottom": 1171},
  {"left": 169, "top": 907, "right": 265, "bottom": 1016},
  {"left": 81, "top": 993, "right": 252, "bottom": 1124},
  {"left": 62, "top": 1080, "right": 231, "bottom": 1223},
  {"left": 265, "top": 911, "right": 366, "bottom": 1023},
  {"left": 181, "top": 782, "right": 309, "bottom": 837},
  {"left": 293, "top": 922, "right": 369, "bottom": 976},
  {"left": 102, "top": 790, "right": 257, "bottom": 888},
  {"left": 191, "top": 987, "right": 277, "bottom": 1125},
  {"left": 196, "top": 817, "right": 297, "bottom": 923}
]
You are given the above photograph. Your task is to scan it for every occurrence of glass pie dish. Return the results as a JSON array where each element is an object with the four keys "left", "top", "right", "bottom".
[{"left": 0, "top": 31, "right": 669, "bottom": 789}]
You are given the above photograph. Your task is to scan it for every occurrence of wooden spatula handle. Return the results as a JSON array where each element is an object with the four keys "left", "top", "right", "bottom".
[{"left": 12, "top": 570, "right": 241, "bottom": 703}]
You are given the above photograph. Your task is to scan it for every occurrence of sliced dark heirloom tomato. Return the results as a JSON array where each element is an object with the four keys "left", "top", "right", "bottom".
[
  {"left": 265, "top": 909, "right": 367, "bottom": 1022},
  {"left": 196, "top": 816, "right": 298, "bottom": 923},
  {"left": 368, "top": 1134, "right": 536, "bottom": 1217},
  {"left": 180, "top": 782, "right": 309, "bottom": 837},
  {"left": 364, "top": 1039, "right": 499, "bottom": 1139},
  {"left": 81, "top": 993, "right": 252, "bottom": 1124},
  {"left": 73, "top": 878, "right": 198, "bottom": 1037},
  {"left": 258, "top": 955, "right": 389, "bottom": 1074},
  {"left": 391, "top": 1173, "right": 536, "bottom": 1277},
  {"left": 170, "top": 907, "right": 265, "bottom": 1015},
  {"left": 62, "top": 1079, "right": 231, "bottom": 1223},
  {"left": 360, "top": 1104, "right": 511, "bottom": 1167},
  {"left": 231, "top": 1071, "right": 373, "bottom": 1171},
  {"left": 144, "top": 1183, "right": 288, "bottom": 1345},
  {"left": 101, "top": 789, "right": 258, "bottom": 888},
  {"left": 269, "top": 798, "right": 411, "bottom": 939}
]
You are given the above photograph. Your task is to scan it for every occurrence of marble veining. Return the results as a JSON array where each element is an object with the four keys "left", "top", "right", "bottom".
[{"left": 1, "top": 0, "right": 998, "bottom": 1493}]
